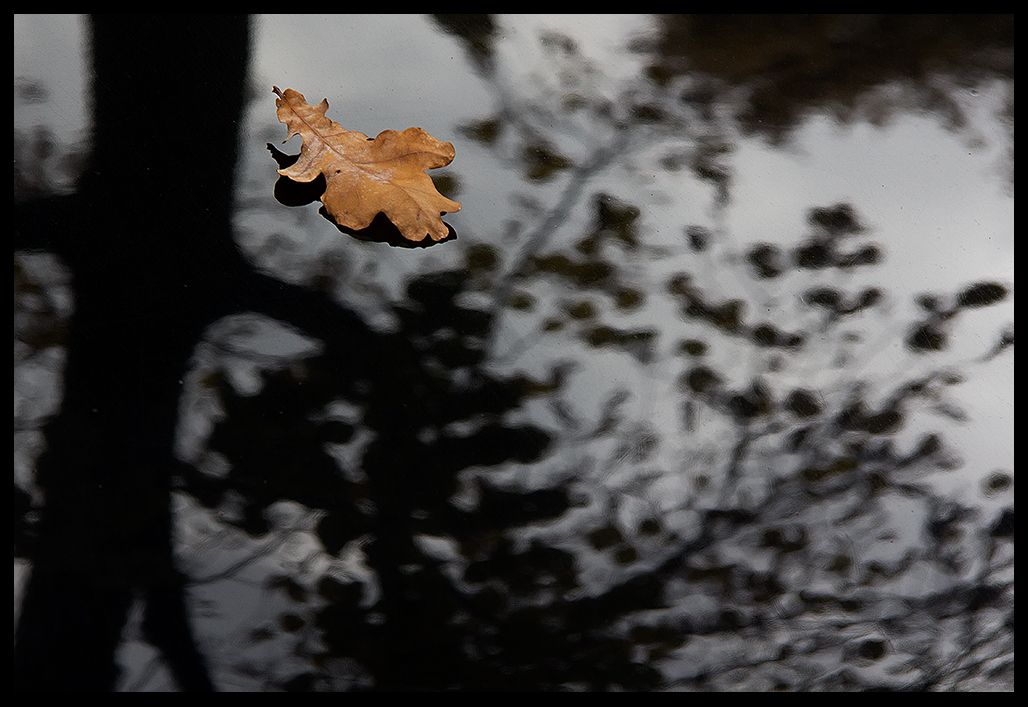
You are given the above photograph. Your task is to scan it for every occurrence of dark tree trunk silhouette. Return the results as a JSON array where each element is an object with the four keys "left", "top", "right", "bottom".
[
  {"left": 14, "top": 14, "right": 365, "bottom": 691},
  {"left": 14, "top": 14, "right": 441, "bottom": 691},
  {"left": 13, "top": 15, "right": 253, "bottom": 691}
]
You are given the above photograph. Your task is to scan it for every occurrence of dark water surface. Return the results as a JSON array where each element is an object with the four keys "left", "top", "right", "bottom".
[{"left": 15, "top": 15, "right": 1012, "bottom": 691}]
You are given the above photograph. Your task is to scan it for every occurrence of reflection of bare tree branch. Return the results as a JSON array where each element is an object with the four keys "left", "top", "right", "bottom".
[{"left": 488, "top": 130, "right": 631, "bottom": 358}]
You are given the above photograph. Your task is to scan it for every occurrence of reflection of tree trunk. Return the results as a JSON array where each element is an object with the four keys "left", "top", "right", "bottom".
[{"left": 13, "top": 16, "right": 252, "bottom": 691}]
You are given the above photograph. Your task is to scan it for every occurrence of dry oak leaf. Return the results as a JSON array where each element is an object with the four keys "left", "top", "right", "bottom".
[{"left": 273, "top": 86, "right": 461, "bottom": 243}]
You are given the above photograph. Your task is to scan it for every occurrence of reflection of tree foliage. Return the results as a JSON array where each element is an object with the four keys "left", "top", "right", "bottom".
[
  {"left": 496, "top": 185, "right": 1012, "bottom": 689},
  {"left": 646, "top": 15, "right": 1015, "bottom": 147},
  {"left": 174, "top": 16, "right": 1020, "bottom": 691},
  {"left": 430, "top": 15, "right": 1011, "bottom": 690},
  {"left": 652, "top": 227, "right": 1014, "bottom": 689},
  {"left": 187, "top": 201, "right": 1010, "bottom": 688},
  {"left": 183, "top": 268, "right": 673, "bottom": 690},
  {"left": 188, "top": 209, "right": 1011, "bottom": 689}
]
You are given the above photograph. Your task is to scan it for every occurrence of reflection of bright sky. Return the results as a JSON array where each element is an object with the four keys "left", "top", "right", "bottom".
[
  {"left": 249, "top": 13, "right": 1014, "bottom": 625},
  {"left": 728, "top": 108, "right": 1013, "bottom": 501},
  {"left": 14, "top": 8, "right": 1013, "bottom": 554}
]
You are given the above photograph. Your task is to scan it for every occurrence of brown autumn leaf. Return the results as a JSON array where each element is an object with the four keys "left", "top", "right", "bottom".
[{"left": 272, "top": 86, "right": 461, "bottom": 244}]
